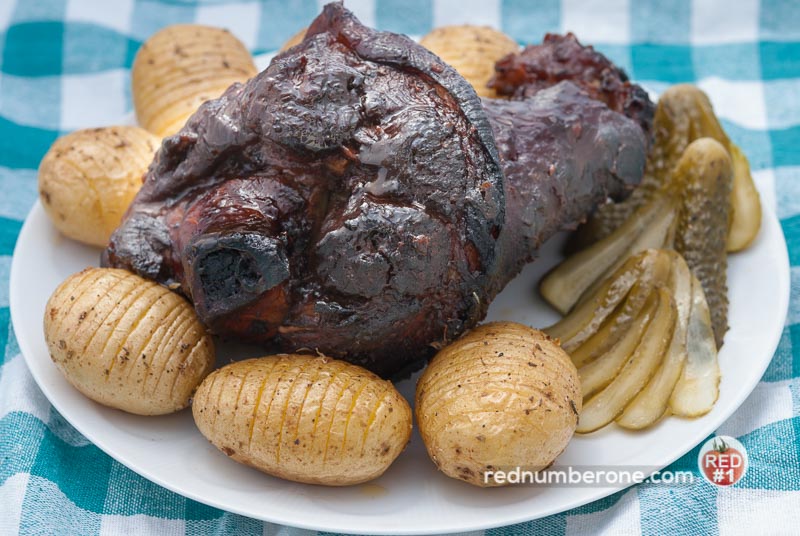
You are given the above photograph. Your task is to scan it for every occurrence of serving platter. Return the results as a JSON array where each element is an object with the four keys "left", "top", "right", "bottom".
[
  {"left": 10, "top": 48, "right": 792, "bottom": 533},
  {"left": 10, "top": 175, "right": 789, "bottom": 533}
]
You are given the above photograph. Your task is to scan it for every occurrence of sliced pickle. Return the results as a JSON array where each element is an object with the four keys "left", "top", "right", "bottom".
[
  {"left": 577, "top": 286, "right": 676, "bottom": 434},
  {"left": 541, "top": 196, "right": 676, "bottom": 314},
  {"left": 545, "top": 249, "right": 672, "bottom": 352},
  {"left": 578, "top": 288, "right": 658, "bottom": 399},
  {"left": 669, "top": 138, "right": 732, "bottom": 348},
  {"left": 669, "top": 274, "right": 720, "bottom": 417},
  {"left": 616, "top": 252, "right": 692, "bottom": 429},
  {"left": 569, "top": 84, "right": 760, "bottom": 254},
  {"left": 571, "top": 280, "right": 653, "bottom": 368},
  {"left": 574, "top": 199, "right": 677, "bottom": 310},
  {"left": 727, "top": 143, "right": 762, "bottom": 251}
]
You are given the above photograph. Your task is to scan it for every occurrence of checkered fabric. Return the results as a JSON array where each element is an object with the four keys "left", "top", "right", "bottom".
[{"left": 2, "top": 0, "right": 799, "bottom": 534}]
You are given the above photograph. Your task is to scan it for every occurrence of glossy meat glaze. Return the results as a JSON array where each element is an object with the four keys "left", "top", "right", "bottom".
[{"left": 104, "top": 3, "right": 650, "bottom": 377}]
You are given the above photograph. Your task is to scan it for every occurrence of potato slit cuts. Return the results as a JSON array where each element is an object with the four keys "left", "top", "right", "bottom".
[
  {"left": 192, "top": 355, "right": 412, "bottom": 486},
  {"left": 53, "top": 268, "right": 123, "bottom": 338},
  {"left": 416, "top": 322, "right": 580, "bottom": 487},
  {"left": 124, "top": 298, "right": 184, "bottom": 375},
  {"left": 44, "top": 268, "right": 215, "bottom": 415},
  {"left": 38, "top": 127, "right": 159, "bottom": 247},
  {"left": 105, "top": 286, "right": 173, "bottom": 378},
  {"left": 339, "top": 381, "right": 373, "bottom": 458},
  {"left": 148, "top": 308, "right": 202, "bottom": 389},
  {"left": 164, "top": 330, "right": 213, "bottom": 399},
  {"left": 322, "top": 376, "right": 359, "bottom": 464},
  {"left": 80, "top": 279, "right": 157, "bottom": 381},
  {"left": 140, "top": 307, "right": 195, "bottom": 392},
  {"left": 289, "top": 366, "right": 326, "bottom": 446},
  {"left": 81, "top": 277, "right": 155, "bottom": 365},
  {"left": 362, "top": 388, "right": 392, "bottom": 457},
  {"left": 310, "top": 370, "right": 341, "bottom": 440},
  {"left": 274, "top": 359, "right": 316, "bottom": 464},
  {"left": 251, "top": 360, "right": 288, "bottom": 446},
  {"left": 247, "top": 368, "right": 275, "bottom": 447},
  {"left": 132, "top": 24, "right": 258, "bottom": 137},
  {"left": 420, "top": 25, "right": 519, "bottom": 97}
]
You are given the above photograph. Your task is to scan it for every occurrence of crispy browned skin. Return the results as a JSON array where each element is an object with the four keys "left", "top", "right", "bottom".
[
  {"left": 490, "top": 33, "right": 654, "bottom": 137},
  {"left": 104, "top": 3, "right": 647, "bottom": 378}
]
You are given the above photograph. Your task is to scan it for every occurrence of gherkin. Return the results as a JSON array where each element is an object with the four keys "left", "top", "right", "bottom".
[
  {"left": 568, "top": 84, "right": 758, "bottom": 253},
  {"left": 668, "top": 138, "right": 732, "bottom": 347}
]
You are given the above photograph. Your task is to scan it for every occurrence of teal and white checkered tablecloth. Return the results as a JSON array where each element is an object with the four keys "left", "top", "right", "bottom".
[{"left": 1, "top": 1, "right": 799, "bottom": 534}]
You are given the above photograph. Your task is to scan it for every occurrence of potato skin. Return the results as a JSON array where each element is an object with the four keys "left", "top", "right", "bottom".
[
  {"left": 132, "top": 24, "right": 257, "bottom": 137},
  {"left": 192, "top": 355, "right": 412, "bottom": 486},
  {"left": 420, "top": 25, "right": 519, "bottom": 97},
  {"left": 44, "top": 268, "right": 215, "bottom": 415},
  {"left": 38, "top": 127, "right": 159, "bottom": 247},
  {"left": 416, "top": 322, "right": 581, "bottom": 487}
]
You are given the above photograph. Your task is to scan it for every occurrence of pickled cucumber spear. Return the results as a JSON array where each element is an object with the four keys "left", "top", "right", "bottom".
[
  {"left": 541, "top": 137, "right": 731, "bottom": 347},
  {"left": 570, "top": 84, "right": 760, "bottom": 253}
]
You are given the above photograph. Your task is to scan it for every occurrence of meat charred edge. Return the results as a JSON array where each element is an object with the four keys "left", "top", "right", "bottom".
[
  {"left": 104, "top": 2, "right": 509, "bottom": 378},
  {"left": 104, "top": 3, "right": 651, "bottom": 378}
]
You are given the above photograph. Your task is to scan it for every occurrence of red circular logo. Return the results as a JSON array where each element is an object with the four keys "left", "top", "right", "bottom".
[{"left": 698, "top": 435, "right": 748, "bottom": 486}]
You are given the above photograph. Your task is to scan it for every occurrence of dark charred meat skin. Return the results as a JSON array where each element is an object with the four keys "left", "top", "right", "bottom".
[
  {"left": 104, "top": 3, "right": 646, "bottom": 378},
  {"left": 489, "top": 33, "right": 655, "bottom": 138},
  {"left": 484, "top": 82, "right": 648, "bottom": 287}
]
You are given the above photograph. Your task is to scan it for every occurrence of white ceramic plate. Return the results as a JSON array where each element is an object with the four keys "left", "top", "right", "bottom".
[
  {"left": 11, "top": 50, "right": 791, "bottom": 536},
  {"left": 10, "top": 189, "right": 789, "bottom": 534}
]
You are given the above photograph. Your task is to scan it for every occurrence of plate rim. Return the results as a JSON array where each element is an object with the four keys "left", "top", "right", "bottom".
[{"left": 9, "top": 199, "right": 791, "bottom": 535}]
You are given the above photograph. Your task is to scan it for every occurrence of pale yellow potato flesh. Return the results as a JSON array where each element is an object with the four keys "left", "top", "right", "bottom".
[
  {"left": 577, "top": 287, "right": 676, "bottom": 434},
  {"left": 132, "top": 24, "right": 257, "bottom": 137},
  {"left": 420, "top": 25, "right": 519, "bottom": 98},
  {"left": 43, "top": 268, "right": 215, "bottom": 415},
  {"left": 669, "top": 275, "right": 721, "bottom": 417},
  {"left": 192, "top": 355, "right": 412, "bottom": 486},
  {"left": 38, "top": 126, "right": 159, "bottom": 247},
  {"left": 416, "top": 322, "right": 580, "bottom": 487},
  {"left": 616, "top": 253, "right": 692, "bottom": 429}
]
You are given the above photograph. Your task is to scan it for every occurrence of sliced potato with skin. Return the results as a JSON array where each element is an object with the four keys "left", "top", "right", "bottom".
[
  {"left": 616, "top": 252, "right": 692, "bottom": 429},
  {"left": 669, "top": 274, "right": 721, "bottom": 417},
  {"left": 193, "top": 355, "right": 412, "bottom": 486},
  {"left": 44, "top": 268, "right": 214, "bottom": 415},
  {"left": 416, "top": 322, "right": 580, "bottom": 487},
  {"left": 132, "top": 24, "right": 257, "bottom": 137},
  {"left": 38, "top": 126, "right": 159, "bottom": 247},
  {"left": 578, "top": 288, "right": 659, "bottom": 399},
  {"left": 541, "top": 195, "right": 677, "bottom": 314},
  {"left": 546, "top": 249, "right": 672, "bottom": 352},
  {"left": 420, "top": 25, "right": 519, "bottom": 98},
  {"left": 577, "top": 286, "right": 676, "bottom": 434}
]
